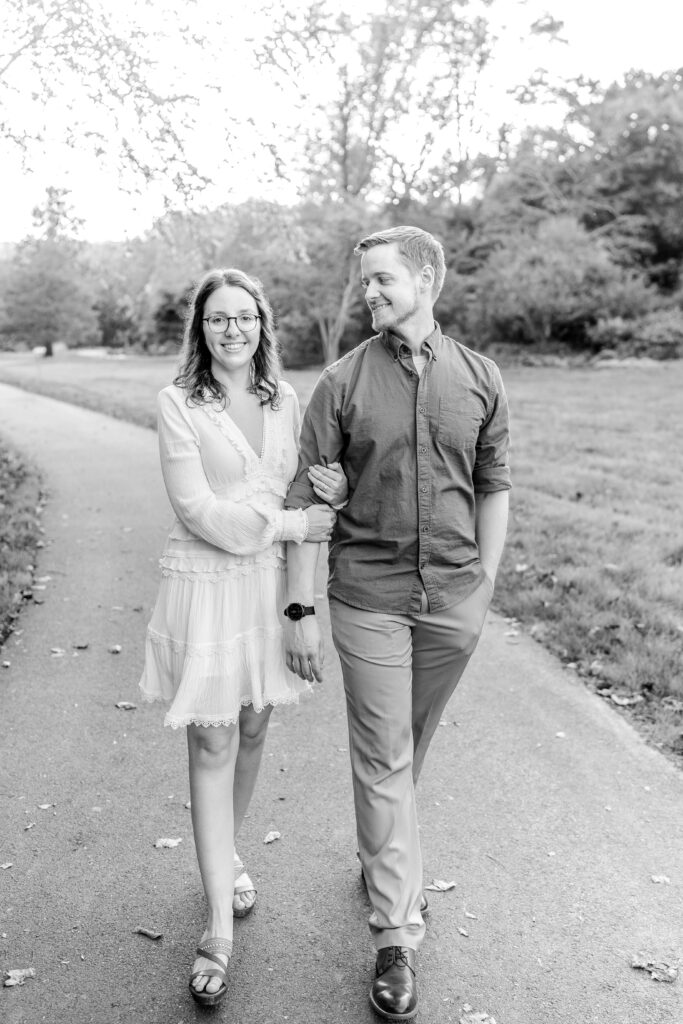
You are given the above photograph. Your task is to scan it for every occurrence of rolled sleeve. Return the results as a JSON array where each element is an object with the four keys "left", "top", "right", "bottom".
[{"left": 473, "top": 364, "right": 511, "bottom": 493}]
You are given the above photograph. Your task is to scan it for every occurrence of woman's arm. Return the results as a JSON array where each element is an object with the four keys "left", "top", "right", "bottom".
[{"left": 157, "top": 389, "right": 309, "bottom": 555}]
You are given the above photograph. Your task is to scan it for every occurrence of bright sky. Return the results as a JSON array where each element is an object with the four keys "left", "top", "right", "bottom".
[{"left": 1, "top": 0, "right": 681, "bottom": 242}]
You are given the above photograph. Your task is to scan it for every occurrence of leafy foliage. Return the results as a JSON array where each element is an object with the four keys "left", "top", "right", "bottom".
[
  {"left": 467, "top": 217, "right": 652, "bottom": 348},
  {"left": 3, "top": 188, "right": 99, "bottom": 354}
]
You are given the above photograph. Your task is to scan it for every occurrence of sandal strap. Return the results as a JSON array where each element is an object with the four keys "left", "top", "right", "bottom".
[
  {"left": 233, "top": 849, "right": 245, "bottom": 876},
  {"left": 195, "top": 938, "right": 232, "bottom": 972},
  {"left": 234, "top": 871, "right": 256, "bottom": 896}
]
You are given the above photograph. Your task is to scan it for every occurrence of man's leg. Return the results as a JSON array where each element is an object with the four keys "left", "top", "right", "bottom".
[
  {"left": 411, "top": 576, "right": 494, "bottom": 783},
  {"left": 329, "top": 597, "right": 425, "bottom": 951}
]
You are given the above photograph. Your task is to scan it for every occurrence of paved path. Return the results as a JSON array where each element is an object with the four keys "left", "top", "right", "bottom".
[{"left": 0, "top": 381, "right": 681, "bottom": 1024}]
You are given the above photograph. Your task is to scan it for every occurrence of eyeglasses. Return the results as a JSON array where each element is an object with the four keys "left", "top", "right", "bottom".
[{"left": 203, "top": 314, "right": 261, "bottom": 333}]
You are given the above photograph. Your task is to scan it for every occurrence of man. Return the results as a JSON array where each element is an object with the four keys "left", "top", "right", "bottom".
[{"left": 284, "top": 225, "right": 510, "bottom": 1020}]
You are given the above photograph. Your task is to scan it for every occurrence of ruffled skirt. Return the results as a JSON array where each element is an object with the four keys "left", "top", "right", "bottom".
[{"left": 139, "top": 556, "right": 311, "bottom": 728}]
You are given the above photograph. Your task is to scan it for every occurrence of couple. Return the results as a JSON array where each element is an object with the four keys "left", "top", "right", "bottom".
[{"left": 139, "top": 225, "right": 511, "bottom": 1020}]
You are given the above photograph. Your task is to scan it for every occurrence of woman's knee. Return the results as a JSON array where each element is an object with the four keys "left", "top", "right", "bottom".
[
  {"left": 238, "top": 704, "right": 273, "bottom": 746},
  {"left": 188, "top": 723, "right": 238, "bottom": 766}
]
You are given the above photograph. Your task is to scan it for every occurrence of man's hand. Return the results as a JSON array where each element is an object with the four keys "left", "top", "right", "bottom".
[{"left": 285, "top": 616, "right": 324, "bottom": 683}]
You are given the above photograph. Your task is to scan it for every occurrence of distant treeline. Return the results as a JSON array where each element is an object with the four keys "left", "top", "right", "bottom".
[{"left": 1, "top": 69, "right": 682, "bottom": 365}]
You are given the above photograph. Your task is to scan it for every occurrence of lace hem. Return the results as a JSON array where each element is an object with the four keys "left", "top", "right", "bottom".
[
  {"left": 146, "top": 626, "right": 284, "bottom": 657},
  {"left": 139, "top": 688, "right": 312, "bottom": 729},
  {"left": 158, "top": 557, "right": 285, "bottom": 581}
]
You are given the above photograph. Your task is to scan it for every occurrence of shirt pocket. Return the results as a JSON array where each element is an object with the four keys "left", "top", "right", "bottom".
[{"left": 437, "top": 391, "right": 481, "bottom": 451}]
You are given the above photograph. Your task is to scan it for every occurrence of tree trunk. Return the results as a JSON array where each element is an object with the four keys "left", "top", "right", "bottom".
[{"left": 321, "top": 256, "right": 358, "bottom": 365}]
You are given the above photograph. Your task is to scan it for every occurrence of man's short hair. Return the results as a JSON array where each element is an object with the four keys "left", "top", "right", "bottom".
[{"left": 354, "top": 225, "right": 446, "bottom": 299}]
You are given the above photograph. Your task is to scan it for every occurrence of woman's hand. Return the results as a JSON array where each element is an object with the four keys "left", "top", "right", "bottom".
[
  {"left": 304, "top": 504, "right": 336, "bottom": 542},
  {"left": 308, "top": 461, "right": 348, "bottom": 507}
]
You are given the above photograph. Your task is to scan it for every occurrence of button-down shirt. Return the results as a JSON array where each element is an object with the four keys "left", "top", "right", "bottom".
[{"left": 285, "top": 324, "right": 511, "bottom": 613}]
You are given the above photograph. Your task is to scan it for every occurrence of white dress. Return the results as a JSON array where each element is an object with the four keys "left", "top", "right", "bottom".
[{"left": 139, "top": 381, "right": 311, "bottom": 728}]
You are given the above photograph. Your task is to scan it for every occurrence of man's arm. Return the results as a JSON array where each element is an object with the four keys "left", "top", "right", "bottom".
[
  {"left": 475, "top": 489, "right": 509, "bottom": 582},
  {"left": 285, "top": 539, "right": 324, "bottom": 683}
]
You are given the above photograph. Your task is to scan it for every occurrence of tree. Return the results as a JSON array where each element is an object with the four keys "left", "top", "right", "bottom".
[
  {"left": 4, "top": 187, "right": 99, "bottom": 355},
  {"left": 0, "top": 0, "right": 220, "bottom": 197},
  {"left": 487, "top": 70, "right": 683, "bottom": 289},
  {"left": 469, "top": 216, "right": 652, "bottom": 349}
]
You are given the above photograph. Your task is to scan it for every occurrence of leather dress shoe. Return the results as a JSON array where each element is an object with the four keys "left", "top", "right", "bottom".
[{"left": 370, "top": 946, "right": 418, "bottom": 1021}]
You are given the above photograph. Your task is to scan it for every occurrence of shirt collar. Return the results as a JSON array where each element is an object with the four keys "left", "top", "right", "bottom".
[{"left": 381, "top": 321, "right": 443, "bottom": 361}]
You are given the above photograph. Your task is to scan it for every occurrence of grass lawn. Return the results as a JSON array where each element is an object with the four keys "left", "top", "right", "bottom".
[
  {"left": 1, "top": 350, "right": 682, "bottom": 761},
  {"left": 0, "top": 440, "right": 45, "bottom": 648}
]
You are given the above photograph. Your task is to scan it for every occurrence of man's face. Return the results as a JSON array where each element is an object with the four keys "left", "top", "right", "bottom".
[{"left": 360, "top": 243, "right": 426, "bottom": 335}]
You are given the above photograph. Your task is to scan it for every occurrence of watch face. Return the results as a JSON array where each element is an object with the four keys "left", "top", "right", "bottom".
[{"left": 286, "top": 603, "right": 304, "bottom": 621}]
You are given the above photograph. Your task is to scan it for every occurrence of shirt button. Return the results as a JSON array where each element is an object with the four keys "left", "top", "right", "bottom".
[
  {"left": 421, "top": 486, "right": 428, "bottom": 493},
  {"left": 419, "top": 446, "right": 427, "bottom": 454},
  {"left": 419, "top": 406, "right": 426, "bottom": 414},
  {"left": 421, "top": 525, "right": 428, "bottom": 533}
]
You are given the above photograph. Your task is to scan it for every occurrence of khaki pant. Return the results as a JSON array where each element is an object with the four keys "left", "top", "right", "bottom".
[{"left": 330, "top": 575, "right": 493, "bottom": 950}]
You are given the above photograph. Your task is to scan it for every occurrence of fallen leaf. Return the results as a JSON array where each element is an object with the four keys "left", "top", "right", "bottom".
[
  {"left": 651, "top": 875, "right": 671, "bottom": 885},
  {"left": 460, "top": 1006, "right": 497, "bottom": 1024},
  {"left": 464, "top": 911, "right": 478, "bottom": 920},
  {"left": 631, "top": 956, "right": 679, "bottom": 983},
  {"left": 184, "top": 800, "right": 191, "bottom": 809},
  {"left": 153, "top": 837, "right": 182, "bottom": 849},
  {"left": 425, "top": 879, "right": 456, "bottom": 892},
  {"left": 610, "top": 692, "right": 644, "bottom": 707},
  {"left": 50, "top": 647, "right": 66, "bottom": 657},
  {"left": 1, "top": 863, "right": 12, "bottom": 870},
  {"left": 555, "top": 732, "right": 566, "bottom": 738},
  {"left": 514, "top": 563, "right": 528, "bottom": 573},
  {"left": 504, "top": 629, "right": 519, "bottom": 637},
  {"left": 115, "top": 701, "right": 137, "bottom": 711},
  {"left": 108, "top": 644, "right": 122, "bottom": 654},
  {"left": 72, "top": 642, "right": 89, "bottom": 650},
  {"left": 4, "top": 967, "right": 35, "bottom": 987},
  {"left": 24, "top": 822, "right": 36, "bottom": 831},
  {"left": 263, "top": 830, "right": 281, "bottom": 844},
  {"left": 458, "top": 927, "right": 469, "bottom": 937},
  {"left": 38, "top": 803, "right": 54, "bottom": 810},
  {"left": 134, "top": 926, "right": 163, "bottom": 940},
  {"left": 2, "top": 661, "right": 10, "bottom": 668}
]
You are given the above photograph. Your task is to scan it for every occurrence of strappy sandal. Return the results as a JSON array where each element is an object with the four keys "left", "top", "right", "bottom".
[
  {"left": 188, "top": 937, "right": 232, "bottom": 1006},
  {"left": 233, "top": 850, "right": 257, "bottom": 918}
]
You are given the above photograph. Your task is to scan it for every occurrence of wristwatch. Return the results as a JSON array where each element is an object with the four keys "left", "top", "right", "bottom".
[{"left": 283, "top": 603, "right": 315, "bottom": 621}]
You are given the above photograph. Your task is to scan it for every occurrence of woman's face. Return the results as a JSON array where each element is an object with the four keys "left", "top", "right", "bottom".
[{"left": 202, "top": 284, "right": 261, "bottom": 380}]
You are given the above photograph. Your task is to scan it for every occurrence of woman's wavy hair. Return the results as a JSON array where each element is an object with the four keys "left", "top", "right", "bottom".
[{"left": 174, "top": 268, "right": 282, "bottom": 409}]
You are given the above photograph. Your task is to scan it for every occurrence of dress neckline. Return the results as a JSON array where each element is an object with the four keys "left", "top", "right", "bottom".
[{"left": 220, "top": 403, "right": 266, "bottom": 463}]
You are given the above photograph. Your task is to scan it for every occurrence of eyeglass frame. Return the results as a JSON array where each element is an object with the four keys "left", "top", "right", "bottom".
[{"left": 202, "top": 313, "right": 261, "bottom": 334}]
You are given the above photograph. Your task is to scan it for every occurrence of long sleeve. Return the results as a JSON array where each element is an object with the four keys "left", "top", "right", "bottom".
[
  {"left": 157, "top": 389, "right": 308, "bottom": 555},
  {"left": 285, "top": 369, "right": 345, "bottom": 510}
]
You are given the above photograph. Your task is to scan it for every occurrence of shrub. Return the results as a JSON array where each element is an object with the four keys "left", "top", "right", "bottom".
[
  {"left": 467, "top": 216, "right": 652, "bottom": 349},
  {"left": 589, "top": 308, "right": 683, "bottom": 358}
]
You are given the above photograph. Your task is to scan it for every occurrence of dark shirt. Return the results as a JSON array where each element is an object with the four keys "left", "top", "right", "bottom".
[{"left": 285, "top": 324, "right": 511, "bottom": 613}]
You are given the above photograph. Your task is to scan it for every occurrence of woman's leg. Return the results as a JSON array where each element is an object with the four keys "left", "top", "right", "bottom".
[
  {"left": 187, "top": 723, "right": 240, "bottom": 995},
  {"left": 234, "top": 704, "right": 274, "bottom": 832},
  {"left": 232, "top": 704, "right": 273, "bottom": 913}
]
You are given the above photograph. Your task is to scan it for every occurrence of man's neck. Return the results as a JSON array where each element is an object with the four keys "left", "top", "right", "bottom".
[{"left": 390, "top": 313, "right": 436, "bottom": 356}]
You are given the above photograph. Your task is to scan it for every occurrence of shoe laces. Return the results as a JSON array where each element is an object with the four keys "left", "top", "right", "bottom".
[
  {"left": 393, "top": 947, "right": 411, "bottom": 970},
  {"left": 379, "top": 946, "right": 414, "bottom": 975}
]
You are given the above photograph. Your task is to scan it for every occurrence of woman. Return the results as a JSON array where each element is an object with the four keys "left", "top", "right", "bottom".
[{"left": 139, "top": 268, "right": 346, "bottom": 1006}]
